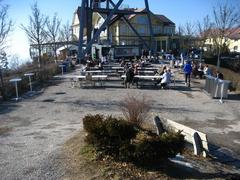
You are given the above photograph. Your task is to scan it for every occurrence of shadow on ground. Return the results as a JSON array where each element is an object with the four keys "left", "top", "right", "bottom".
[
  {"left": 0, "top": 103, "right": 20, "bottom": 115},
  {"left": 135, "top": 159, "right": 239, "bottom": 179},
  {"left": 228, "top": 93, "right": 240, "bottom": 101},
  {"left": 208, "top": 143, "right": 240, "bottom": 169}
]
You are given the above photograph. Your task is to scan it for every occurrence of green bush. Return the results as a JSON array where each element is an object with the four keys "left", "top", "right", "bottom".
[
  {"left": 83, "top": 114, "right": 105, "bottom": 134},
  {"left": 160, "top": 131, "right": 185, "bottom": 157},
  {"left": 82, "top": 114, "right": 185, "bottom": 165},
  {"left": 134, "top": 131, "right": 185, "bottom": 165},
  {"left": 105, "top": 116, "right": 137, "bottom": 141},
  {"left": 83, "top": 114, "right": 138, "bottom": 157},
  {"left": 118, "top": 143, "right": 135, "bottom": 162}
]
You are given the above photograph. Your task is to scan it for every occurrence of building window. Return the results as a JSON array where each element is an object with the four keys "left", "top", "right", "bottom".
[
  {"left": 153, "top": 25, "right": 161, "bottom": 34},
  {"left": 136, "top": 16, "right": 148, "bottom": 24},
  {"left": 138, "top": 26, "right": 146, "bottom": 34},
  {"left": 157, "top": 41, "right": 161, "bottom": 51},
  {"left": 120, "top": 25, "right": 128, "bottom": 34},
  {"left": 162, "top": 40, "right": 166, "bottom": 51},
  {"left": 164, "top": 27, "right": 174, "bottom": 35}
]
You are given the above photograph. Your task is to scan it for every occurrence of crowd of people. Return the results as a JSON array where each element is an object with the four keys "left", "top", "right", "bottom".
[
  {"left": 121, "top": 59, "right": 174, "bottom": 89},
  {"left": 183, "top": 60, "right": 224, "bottom": 87},
  {"left": 79, "top": 53, "right": 225, "bottom": 89}
]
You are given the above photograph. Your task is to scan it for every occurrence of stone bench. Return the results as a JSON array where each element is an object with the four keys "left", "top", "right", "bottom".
[{"left": 153, "top": 116, "right": 209, "bottom": 157}]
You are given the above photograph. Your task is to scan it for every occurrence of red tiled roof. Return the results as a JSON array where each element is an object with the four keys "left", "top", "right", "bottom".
[
  {"left": 228, "top": 28, "right": 240, "bottom": 40},
  {"left": 155, "top": 15, "right": 175, "bottom": 25},
  {"left": 202, "top": 28, "right": 240, "bottom": 40}
]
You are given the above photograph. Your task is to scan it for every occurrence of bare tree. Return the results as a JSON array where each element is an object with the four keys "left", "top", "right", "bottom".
[
  {"left": 0, "top": 0, "right": 12, "bottom": 100},
  {"left": 176, "top": 25, "right": 184, "bottom": 53},
  {"left": 59, "top": 21, "right": 72, "bottom": 49},
  {"left": 21, "top": 2, "right": 48, "bottom": 68},
  {"left": 196, "top": 15, "right": 212, "bottom": 61},
  {"left": 212, "top": 2, "right": 240, "bottom": 69},
  {"left": 9, "top": 54, "right": 21, "bottom": 70},
  {"left": 179, "top": 22, "right": 196, "bottom": 58},
  {"left": 46, "top": 13, "right": 61, "bottom": 62},
  {"left": 184, "top": 22, "right": 196, "bottom": 37}
]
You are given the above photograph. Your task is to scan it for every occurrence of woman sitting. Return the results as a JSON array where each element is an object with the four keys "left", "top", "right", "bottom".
[{"left": 160, "top": 69, "right": 172, "bottom": 89}]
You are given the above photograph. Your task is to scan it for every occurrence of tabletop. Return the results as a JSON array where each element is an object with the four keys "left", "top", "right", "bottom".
[
  {"left": 9, "top": 78, "right": 22, "bottom": 82},
  {"left": 24, "top": 73, "right": 34, "bottom": 76},
  {"left": 58, "top": 64, "right": 66, "bottom": 67},
  {"left": 121, "top": 75, "right": 162, "bottom": 79},
  {"left": 54, "top": 75, "right": 108, "bottom": 79},
  {"left": 135, "top": 75, "right": 162, "bottom": 79}
]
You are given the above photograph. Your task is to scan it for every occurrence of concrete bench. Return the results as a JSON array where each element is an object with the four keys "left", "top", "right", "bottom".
[{"left": 153, "top": 116, "right": 209, "bottom": 157}]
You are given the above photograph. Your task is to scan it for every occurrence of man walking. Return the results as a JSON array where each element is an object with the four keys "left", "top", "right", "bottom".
[{"left": 183, "top": 61, "right": 192, "bottom": 87}]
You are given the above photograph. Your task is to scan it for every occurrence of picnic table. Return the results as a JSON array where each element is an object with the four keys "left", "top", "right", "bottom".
[
  {"left": 121, "top": 74, "right": 175, "bottom": 88},
  {"left": 137, "top": 67, "right": 158, "bottom": 72},
  {"left": 85, "top": 70, "right": 124, "bottom": 74},
  {"left": 54, "top": 74, "right": 108, "bottom": 87}
]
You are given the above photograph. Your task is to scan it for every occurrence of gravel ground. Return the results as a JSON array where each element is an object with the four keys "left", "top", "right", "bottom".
[{"left": 0, "top": 68, "right": 240, "bottom": 179}]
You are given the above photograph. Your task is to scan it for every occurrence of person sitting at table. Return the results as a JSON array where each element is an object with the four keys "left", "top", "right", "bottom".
[
  {"left": 133, "top": 63, "right": 139, "bottom": 75},
  {"left": 192, "top": 62, "right": 198, "bottom": 78},
  {"left": 203, "top": 64, "right": 212, "bottom": 77},
  {"left": 154, "top": 65, "right": 166, "bottom": 85},
  {"left": 198, "top": 63, "right": 204, "bottom": 79},
  {"left": 160, "top": 69, "right": 172, "bottom": 89},
  {"left": 98, "top": 62, "right": 103, "bottom": 70},
  {"left": 120, "top": 59, "right": 125, "bottom": 67},
  {"left": 124, "top": 65, "right": 134, "bottom": 88}
]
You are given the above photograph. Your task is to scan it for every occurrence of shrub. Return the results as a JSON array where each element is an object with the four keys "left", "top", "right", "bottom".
[
  {"left": 105, "top": 116, "right": 138, "bottom": 141},
  {"left": 83, "top": 114, "right": 138, "bottom": 157},
  {"left": 118, "top": 143, "right": 135, "bottom": 162},
  {"left": 160, "top": 131, "right": 185, "bottom": 157},
  {"left": 83, "top": 114, "right": 107, "bottom": 150},
  {"left": 119, "top": 94, "right": 152, "bottom": 127},
  {"left": 134, "top": 131, "right": 185, "bottom": 165},
  {"left": 83, "top": 114, "right": 105, "bottom": 134},
  {"left": 82, "top": 114, "right": 185, "bottom": 165}
]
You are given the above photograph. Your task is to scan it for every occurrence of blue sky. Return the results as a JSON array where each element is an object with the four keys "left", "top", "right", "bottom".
[{"left": 4, "top": 0, "right": 240, "bottom": 61}]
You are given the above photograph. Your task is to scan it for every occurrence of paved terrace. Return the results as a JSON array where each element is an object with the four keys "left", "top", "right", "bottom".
[{"left": 0, "top": 68, "right": 240, "bottom": 179}]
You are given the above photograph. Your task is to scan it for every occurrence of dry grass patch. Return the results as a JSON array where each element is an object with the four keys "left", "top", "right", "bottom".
[{"left": 0, "top": 126, "right": 12, "bottom": 135}]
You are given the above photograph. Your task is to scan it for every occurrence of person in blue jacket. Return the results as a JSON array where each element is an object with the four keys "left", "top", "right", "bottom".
[{"left": 183, "top": 61, "right": 192, "bottom": 87}]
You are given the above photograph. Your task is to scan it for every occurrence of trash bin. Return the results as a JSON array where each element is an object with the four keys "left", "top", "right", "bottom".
[
  {"left": 204, "top": 76, "right": 231, "bottom": 99},
  {"left": 213, "top": 79, "right": 231, "bottom": 99},
  {"left": 204, "top": 75, "right": 216, "bottom": 94}
]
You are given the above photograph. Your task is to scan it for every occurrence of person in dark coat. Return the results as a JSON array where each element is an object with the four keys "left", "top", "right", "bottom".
[
  {"left": 124, "top": 66, "right": 134, "bottom": 88},
  {"left": 216, "top": 71, "right": 224, "bottom": 80}
]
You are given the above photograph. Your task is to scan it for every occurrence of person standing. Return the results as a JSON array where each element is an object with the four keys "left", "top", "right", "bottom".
[
  {"left": 124, "top": 65, "right": 134, "bottom": 88},
  {"left": 216, "top": 71, "right": 224, "bottom": 80},
  {"left": 183, "top": 61, "right": 192, "bottom": 87}
]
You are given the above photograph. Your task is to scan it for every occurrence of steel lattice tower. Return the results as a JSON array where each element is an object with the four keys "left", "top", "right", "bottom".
[{"left": 77, "top": 0, "right": 155, "bottom": 61}]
